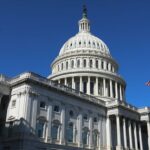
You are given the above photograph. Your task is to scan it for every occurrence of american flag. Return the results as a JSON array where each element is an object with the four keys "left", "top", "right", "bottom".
[{"left": 145, "top": 81, "right": 150, "bottom": 86}]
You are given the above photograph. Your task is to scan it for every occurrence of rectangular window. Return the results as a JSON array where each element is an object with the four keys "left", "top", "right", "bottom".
[{"left": 40, "top": 101, "right": 46, "bottom": 109}]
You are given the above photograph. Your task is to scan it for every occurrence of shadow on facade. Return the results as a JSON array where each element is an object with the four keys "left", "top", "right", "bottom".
[{"left": 0, "top": 118, "right": 87, "bottom": 150}]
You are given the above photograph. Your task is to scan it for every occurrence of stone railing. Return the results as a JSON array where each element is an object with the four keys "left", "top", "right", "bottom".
[
  {"left": 0, "top": 118, "right": 36, "bottom": 138},
  {"left": 106, "top": 99, "right": 138, "bottom": 111},
  {"left": 138, "top": 107, "right": 150, "bottom": 114},
  {"left": 10, "top": 72, "right": 105, "bottom": 106}
]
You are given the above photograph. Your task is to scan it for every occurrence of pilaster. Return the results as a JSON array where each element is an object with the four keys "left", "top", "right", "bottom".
[{"left": 60, "top": 103, "right": 66, "bottom": 145}]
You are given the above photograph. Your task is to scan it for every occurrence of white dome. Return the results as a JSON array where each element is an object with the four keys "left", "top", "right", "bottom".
[
  {"left": 59, "top": 11, "right": 110, "bottom": 56},
  {"left": 59, "top": 32, "right": 110, "bottom": 56}
]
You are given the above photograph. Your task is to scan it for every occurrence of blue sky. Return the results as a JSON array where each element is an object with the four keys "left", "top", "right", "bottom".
[{"left": 0, "top": 0, "right": 150, "bottom": 107}]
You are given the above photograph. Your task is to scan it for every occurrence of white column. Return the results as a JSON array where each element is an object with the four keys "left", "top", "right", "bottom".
[
  {"left": 109, "top": 80, "right": 113, "bottom": 98},
  {"left": 128, "top": 120, "right": 133, "bottom": 149},
  {"left": 115, "top": 82, "right": 118, "bottom": 99},
  {"left": 80, "top": 76, "right": 83, "bottom": 92},
  {"left": 133, "top": 122, "right": 138, "bottom": 150},
  {"left": 123, "top": 118, "right": 127, "bottom": 149},
  {"left": 89, "top": 116, "right": 93, "bottom": 149},
  {"left": 138, "top": 124, "right": 143, "bottom": 150},
  {"left": 119, "top": 84, "right": 123, "bottom": 101},
  {"left": 147, "top": 121, "right": 150, "bottom": 150},
  {"left": 106, "top": 116, "right": 112, "bottom": 149},
  {"left": 95, "top": 77, "right": 99, "bottom": 95},
  {"left": 60, "top": 104, "right": 66, "bottom": 144},
  {"left": 103, "top": 78, "right": 106, "bottom": 96},
  {"left": 78, "top": 112, "right": 83, "bottom": 147},
  {"left": 87, "top": 76, "right": 90, "bottom": 94},
  {"left": 116, "top": 115, "right": 122, "bottom": 148},
  {"left": 72, "top": 77, "right": 75, "bottom": 89},
  {"left": 46, "top": 101, "right": 53, "bottom": 142}
]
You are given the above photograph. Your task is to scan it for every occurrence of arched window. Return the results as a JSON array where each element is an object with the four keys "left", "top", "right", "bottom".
[
  {"left": 88, "top": 41, "right": 91, "bottom": 47},
  {"left": 93, "top": 42, "right": 95, "bottom": 48},
  {"left": 36, "top": 119, "right": 46, "bottom": 138},
  {"left": 93, "top": 130, "right": 99, "bottom": 147},
  {"left": 52, "top": 120, "right": 60, "bottom": 140},
  {"left": 97, "top": 43, "right": 100, "bottom": 48},
  {"left": 83, "top": 59, "right": 86, "bottom": 68},
  {"left": 77, "top": 59, "right": 80, "bottom": 68},
  {"left": 71, "top": 60, "right": 74, "bottom": 68},
  {"left": 58, "top": 65, "right": 60, "bottom": 71},
  {"left": 66, "top": 61, "right": 68, "bottom": 70},
  {"left": 67, "top": 122, "right": 74, "bottom": 142},
  {"left": 61, "top": 63, "right": 63, "bottom": 70},
  {"left": 106, "top": 62, "right": 109, "bottom": 70},
  {"left": 79, "top": 41, "right": 81, "bottom": 46},
  {"left": 82, "top": 127, "right": 89, "bottom": 145},
  {"left": 90, "top": 60, "right": 93, "bottom": 68},
  {"left": 101, "top": 61, "right": 104, "bottom": 69},
  {"left": 96, "top": 60, "right": 99, "bottom": 69}
]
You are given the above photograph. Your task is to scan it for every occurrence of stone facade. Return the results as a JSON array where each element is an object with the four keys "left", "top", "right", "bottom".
[{"left": 0, "top": 7, "right": 150, "bottom": 150}]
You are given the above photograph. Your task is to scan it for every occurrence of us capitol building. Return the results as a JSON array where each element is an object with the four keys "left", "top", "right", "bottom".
[{"left": 0, "top": 7, "right": 150, "bottom": 150}]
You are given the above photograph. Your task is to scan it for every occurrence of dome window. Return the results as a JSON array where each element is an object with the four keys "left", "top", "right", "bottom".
[
  {"left": 106, "top": 63, "right": 109, "bottom": 70},
  {"left": 83, "top": 59, "right": 86, "bottom": 67},
  {"left": 61, "top": 63, "right": 64, "bottom": 70},
  {"left": 84, "top": 41, "right": 86, "bottom": 46},
  {"left": 96, "top": 60, "right": 99, "bottom": 68},
  {"left": 77, "top": 59, "right": 80, "bottom": 68},
  {"left": 66, "top": 61, "right": 68, "bottom": 69},
  {"left": 79, "top": 41, "right": 81, "bottom": 45},
  {"left": 93, "top": 42, "right": 95, "bottom": 48},
  {"left": 90, "top": 59, "right": 93, "bottom": 68},
  {"left": 101, "top": 61, "right": 104, "bottom": 69},
  {"left": 88, "top": 41, "right": 91, "bottom": 46},
  {"left": 58, "top": 65, "right": 60, "bottom": 71},
  {"left": 70, "top": 43, "right": 72, "bottom": 47}
]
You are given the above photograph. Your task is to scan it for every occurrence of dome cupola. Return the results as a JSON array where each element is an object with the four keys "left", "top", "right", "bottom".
[{"left": 78, "top": 5, "right": 90, "bottom": 33}]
